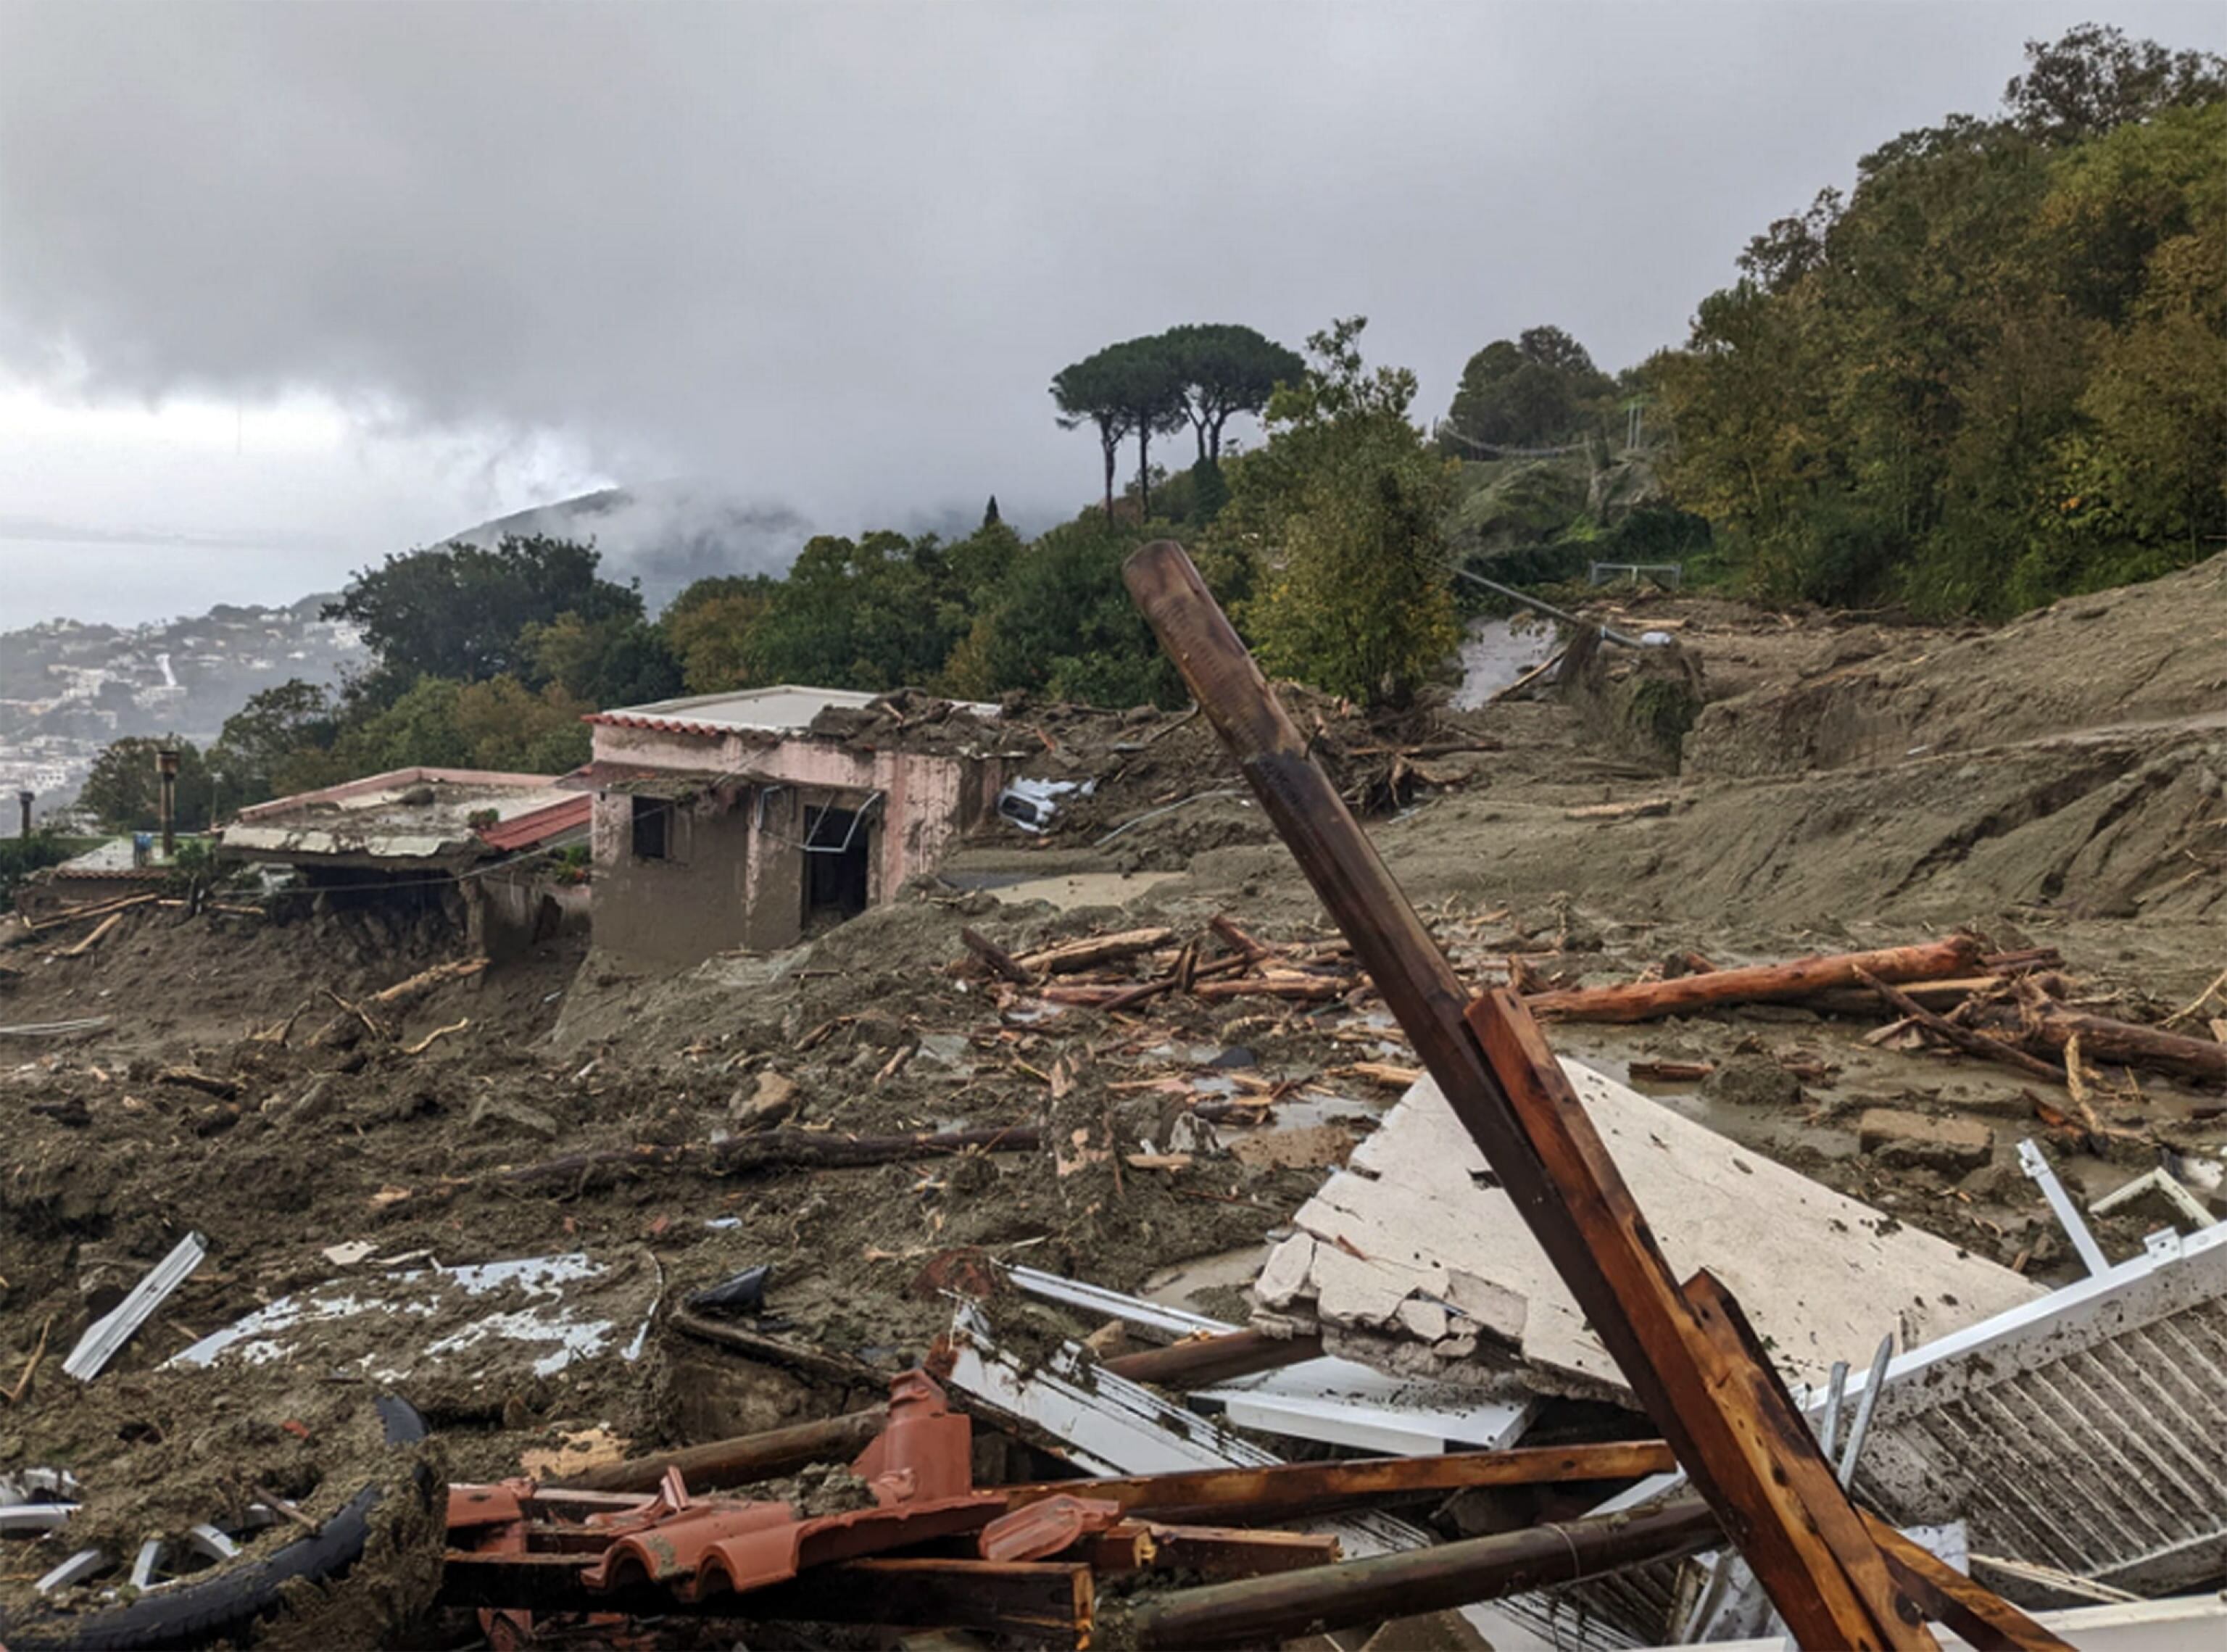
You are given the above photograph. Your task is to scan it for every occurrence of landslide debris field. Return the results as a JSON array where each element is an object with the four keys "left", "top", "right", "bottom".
[{"left": 1, "top": 557, "right": 2223, "bottom": 1644}]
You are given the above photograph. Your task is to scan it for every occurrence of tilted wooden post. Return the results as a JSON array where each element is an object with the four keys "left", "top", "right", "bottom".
[{"left": 1123, "top": 541, "right": 2065, "bottom": 1651}]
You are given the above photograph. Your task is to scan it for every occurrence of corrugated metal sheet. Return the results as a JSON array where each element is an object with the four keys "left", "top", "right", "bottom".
[
  {"left": 1499, "top": 1221, "right": 2227, "bottom": 1648},
  {"left": 1851, "top": 1220, "right": 2227, "bottom": 1593}
]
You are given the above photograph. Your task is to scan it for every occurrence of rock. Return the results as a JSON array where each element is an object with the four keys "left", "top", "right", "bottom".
[
  {"left": 292, "top": 1074, "right": 343, "bottom": 1123},
  {"left": 852, "top": 1010, "right": 908, "bottom": 1048},
  {"left": 1702, "top": 1055, "right": 1803, "bottom": 1111},
  {"left": 1858, "top": 1108, "right": 1994, "bottom": 1173},
  {"left": 734, "top": 1069, "right": 799, "bottom": 1129},
  {"left": 468, "top": 1095, "right": 560, "bottom": 1139}
]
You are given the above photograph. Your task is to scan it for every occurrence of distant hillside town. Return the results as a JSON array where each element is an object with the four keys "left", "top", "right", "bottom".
[{"left": 0, "top": 595, "right": 367, "bottom": 824}]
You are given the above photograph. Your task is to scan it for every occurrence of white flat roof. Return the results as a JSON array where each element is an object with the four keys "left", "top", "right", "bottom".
[
  {"left": 594, "top": 685, "right": 881, "bottom": 734},
  {"left": 594, "top": 684, "right": 998, "bottom": 736}
]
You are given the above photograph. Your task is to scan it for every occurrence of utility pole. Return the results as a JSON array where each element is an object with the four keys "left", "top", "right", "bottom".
[
  {"left": 156, "top": 745, "right": 180, "bottom": 860},
  {"left": 16, "top": 790, "right": 31, "bottom": 840}
]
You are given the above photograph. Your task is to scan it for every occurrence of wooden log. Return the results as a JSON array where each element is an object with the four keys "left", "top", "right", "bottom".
[
  {"left": 27, "top": 892, "right": 160, "bottom": 931},
  {"left": 1017, "top": 927, "right": 1176, "bottom": 975},
  {"left": 1522, "top": 938, "right": 1981, "bottom": 1023},
  {"left": 500, "top": 1124, "right": 1042, "bottom": 1187},
  {"left": 157, "top": 1066, "right": 241, "bottom": 1099},
  {"left": 1804, "top": 977, "right": 2007, "bottom": 1017},
  {"left": 370, "top": 956, "right": 489, "bottom": 1005},
  {"left": 1192, "top": 973, "right": 1352, "bottom": 1002},
  {"left": 1208, "top": 914, "right": 1272, "bottom": 960},
  {"left": 1129, "top": 1494, "right": 1720, "bottom": 1648},
  {"left": 1100, "top": 1329, "right": 1323, "bottom": 1390},
  {"left": 2024, "top": 1007, "right": 2225, "bottom": 1084},
  {"left": 1628, "top": 1059, "right": 1715, "bottom": 1083},
  {"left": 1124, "top": 539, "right": 1936, "bottom": 1651},
  {"left": 58, "top": 913, "right": 124, "bottom": 957},
  {"left": 997, "top": 1441, "right": 1678, "bottom": 1523},
  {"left": 961, "top": 926, "right": 1034, "bottom": 985},
  {"left": 1488, "top": 649, "right": 1564, "bottom": 703},
  {"left": 551, "top": 1408, "right": 886, "bottom": 1493},
  {"left": 1855, "top": 970, "right": 2065, "bottom": 1081}
]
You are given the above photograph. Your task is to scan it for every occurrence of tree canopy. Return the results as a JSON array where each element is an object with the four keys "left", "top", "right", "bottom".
[
  {"left": 325, "top": 533, "right": 647, "bottom": 694},
  {"left": 1054, "top": 324, "right": 1303, "bottom": 513},
  {"left": 78, "top": 736, "right": 215, "bottom": 834},
  {"left": 1224, "top": 317, "right": 1460, "bottom": 707},
  {"left": 1650, "top": 22, "right": 2226, "bottom": 615},
  {"left": 1443, "top": 325, "right": 1617, "bottom": 453}
]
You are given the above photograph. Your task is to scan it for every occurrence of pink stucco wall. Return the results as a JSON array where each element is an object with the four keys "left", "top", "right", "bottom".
[{"left": 586, "top": 721, "right": 1003, "bottom": 961}]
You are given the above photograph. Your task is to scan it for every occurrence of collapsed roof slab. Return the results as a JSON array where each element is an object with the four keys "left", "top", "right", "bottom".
[{"left": 1253, "top": 1059, "right": 2044, "bottom": 1405}]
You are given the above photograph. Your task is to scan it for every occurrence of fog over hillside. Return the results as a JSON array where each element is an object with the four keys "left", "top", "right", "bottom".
[{"left": 433, "top": 481, "right": 1053, "bottom": 615}]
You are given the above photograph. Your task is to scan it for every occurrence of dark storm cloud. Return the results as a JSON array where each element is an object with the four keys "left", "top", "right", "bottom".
[{"left": 4, "top": 0, "right": 2223, "bottom": 539}]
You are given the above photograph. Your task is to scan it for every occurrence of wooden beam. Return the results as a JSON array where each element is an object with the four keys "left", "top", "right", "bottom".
[
  {"left": 995, "top": 1441, "right": 1677, "bottom": 1522},
  {"left": 1127, "top": 1493, "right": 1720, "bottom": 1648},
  {"left": 550, "top": 1408, "right": 885, "bottom": 1494},
  {"left": 1142, "top": 1524, "right": 1340, "bottom": 1577},
  {"left": 1521, "top": 938, "right": 1981, "bottom": 1023},
  {"left": 1475, "top": 989, "right": 1930, "bottom": 1648},
  {"left": 1123, "top": 539, "right": 1936, "bottom": 1651},
  {"left": 1099, "top": 1329, "right": 1324, "bottom": 1390},
  {"left": 1865, "top": 1515, "right": 2075, "bottom": 1651}
]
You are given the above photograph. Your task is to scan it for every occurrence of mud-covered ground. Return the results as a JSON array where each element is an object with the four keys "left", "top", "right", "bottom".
[{"left": 1, "top": 556, "right": 2220, "bottom": 1644}]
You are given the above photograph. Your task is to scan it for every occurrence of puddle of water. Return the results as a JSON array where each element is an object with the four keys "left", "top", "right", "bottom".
[
  {"left": 1142, "top": 1245, "right": 1271, "bottom": 1316},
  {"left": 969, "top": 871, "right": 1182, "bottom": 910},
  {"left": 1452, "top": 615, "right": 1560, "bottom": 710}
]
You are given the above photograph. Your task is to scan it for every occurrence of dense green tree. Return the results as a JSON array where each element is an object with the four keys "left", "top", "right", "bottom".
[
  {"left": 1651, "top": 25, "right": 2226, "bottom": 616},
  {"left": 1051, "top": 352, "right": 1138, "bottom": 518},
  {"left": 2006, "top": 21, "right": 2225, "bottom": 143},
  {"left": 325, "top": 534, "right": 643, "bottom": 694},
  {"left": 521, "top": 613, "right": 683, "bottom": 707},
  {"left": 1222, "top": 318, "right": 1459, "bottom": 708},
  {"left": 957, "top": 515, "right": 1181, "bottom": 707},
  {"left": 210, "top": 679, "right": 340, "bottom": 805},
  {"left": 1, "top": 831, "right": 75, "bottom": 913},
  {"left": 663, "top": 574, "right": 780, "bottom": 694},
  {"left": 78, "top": 736, "right": 215, "bottom": 833},
  {"left": 1056, "top": 325, "right": 1301, "bottom": 512},
  {"left": 320, "top": 675, "right": 593, "bottom": 778},
  {"left": 1443, "top": 325, "right": 1614, "bottom": 452},
  {"left": 1161, "top": 323, "right": 1306, "bottom": 462},
  {"left": 742, "top": 532, "right": 965, "bottom": 692}
]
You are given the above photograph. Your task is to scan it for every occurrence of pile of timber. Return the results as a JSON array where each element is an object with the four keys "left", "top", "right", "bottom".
[
  {"left": 961, "top": 915, "right": 1366, "bottom": 1010},
  {"left": 1525, "top": 935, "right": 2224, "bottom": 1087}
]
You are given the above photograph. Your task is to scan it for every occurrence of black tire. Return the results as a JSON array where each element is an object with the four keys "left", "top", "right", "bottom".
[{"left": 0, "top": 1398, "right": 428, "bottom": 1652}]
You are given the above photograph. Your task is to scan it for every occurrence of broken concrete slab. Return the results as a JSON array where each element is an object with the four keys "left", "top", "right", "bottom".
[
  {"left": 1857, "top": 1107, "right": 1994, "bottom": 1173},
  {"left": 1256, "top": 1062, "right": 2040, "bottom": 1402}
]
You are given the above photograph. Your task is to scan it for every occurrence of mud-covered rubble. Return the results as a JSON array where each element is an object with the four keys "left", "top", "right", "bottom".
[{"left": 1, "top": 567, "right": 2223, "bottom": 1645}]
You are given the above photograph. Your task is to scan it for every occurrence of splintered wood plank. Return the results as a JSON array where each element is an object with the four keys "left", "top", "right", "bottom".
[{"left": 1124, "top": 539, "right": 1939, "bottom": 1651}]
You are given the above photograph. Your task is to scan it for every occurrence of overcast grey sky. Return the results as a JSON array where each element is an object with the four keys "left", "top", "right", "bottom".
[{"left": 3, "top": 1, "right": 2222, "bottom": 623}]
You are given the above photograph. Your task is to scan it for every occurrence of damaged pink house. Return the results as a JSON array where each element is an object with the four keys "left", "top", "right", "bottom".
[{"left": 572, "top": 686, "right": 1013, "bottom": 965}]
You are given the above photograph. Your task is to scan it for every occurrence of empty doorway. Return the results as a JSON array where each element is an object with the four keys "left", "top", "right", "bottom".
[{"left": 803, "top": 804, "right": 871, "bottom": 924}]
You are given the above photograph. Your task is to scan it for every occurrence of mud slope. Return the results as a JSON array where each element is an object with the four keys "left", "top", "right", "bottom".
[{"left": 1688, "top": 552, "right": 2227, "bottom": 777}]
